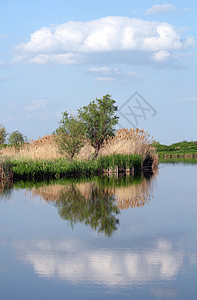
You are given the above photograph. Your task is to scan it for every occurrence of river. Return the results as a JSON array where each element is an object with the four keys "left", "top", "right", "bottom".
[{"left": 0, "top": 163, "right": 197, "bottom": 299}]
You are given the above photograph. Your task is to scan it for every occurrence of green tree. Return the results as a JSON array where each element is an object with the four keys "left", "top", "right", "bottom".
[
  {"left": 0, "top": 124, "right": 7, "bottom": 145},
  {"left": 78, "top": 94, "right": 119, "bottom": 157},
  {"left": 55, "top": 112, "right": 85, "bottom": 160},
  {"left": 7, "top": 130, "right": 27, "bottom": 148}
]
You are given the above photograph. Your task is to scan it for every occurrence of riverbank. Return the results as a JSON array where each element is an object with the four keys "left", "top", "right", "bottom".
[
  {"left": 0, "top": 129, "right": 158, "bottom": 181},
  {"left": 0, "top": 154, "right": 153, "bottom": 181},
  {"left": 153, "top": 140, "right": 197, "bottom": 159}
]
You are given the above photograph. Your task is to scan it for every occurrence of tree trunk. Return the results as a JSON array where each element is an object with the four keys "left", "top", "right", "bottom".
[{"left": 94, "top": 146, "right": 100, "bottom": 158}]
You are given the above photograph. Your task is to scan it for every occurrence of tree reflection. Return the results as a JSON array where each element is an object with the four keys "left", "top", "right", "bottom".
[
  {"left": 21, "top": 173, "right": 156, "bottom": 236},
  {"left": 56, "top": 183, "right": 120, "bottom": 236}
]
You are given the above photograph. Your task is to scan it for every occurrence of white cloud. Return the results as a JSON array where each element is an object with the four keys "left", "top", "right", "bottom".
[
  {"left": 14, "top": 16, "right": 195, "bottom": 67},
  {"left": 145, "top": 4, "right": 177, "bottom": 15},
  {"left": 15, "top": 238, "right": 184, "bottom": 285},
  {"left": 152, "top": 50, "right": 170, "bottom": 62},
  {"left": 24, "top": 99, "right": 47, "bottom": 111},
  {"left": 86, "top": 67, "right": 145, "bottom": 82},
  {"left": 28, "top": 53, "right": 79, "bottom": 65}
]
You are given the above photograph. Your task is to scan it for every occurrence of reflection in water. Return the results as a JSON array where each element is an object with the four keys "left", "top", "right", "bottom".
[
  {"left": 0, "top": 182, "right": 13, "bottom": 200},
  {"left": 1, "top": 164, "right": 197, "bottom": 299},
  {"left": 57, "top": 184, "right": 119, "bottom": 236},
  {"left": 14, "top": 237, "right": 184, "bottom": 286},
  {"left": 25, "top": 174, "right": 156, "bottom": 236}
]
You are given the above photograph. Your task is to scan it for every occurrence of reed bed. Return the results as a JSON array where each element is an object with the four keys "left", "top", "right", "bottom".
[
  {"left": 101, "top": 128, "right": 153, "bottom": 155},
  {"left": 0, "top": 129, "right": 158, "bottom": 164},
  {"left": 8, "top": 158, "right": 98, "bottom": 179},
  {"left": 97, "top": 153, "right": 142, "bottom": 173},
  {"left": 0, "top": 135, "right": 62, "bottom": 160},
  {"left": 0, "top": 128, "right": 158, "bottom": 180},
  {"left": 0, "top": 156, "right": 13, "bottom": 182},
  {"left": 1, "top": 154, "right": 142, "bottom": 180}
]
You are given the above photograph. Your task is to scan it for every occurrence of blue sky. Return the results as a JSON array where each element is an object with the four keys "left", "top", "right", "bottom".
[{"left": 0, "top": 0, "right": 197, "bottom": 144}]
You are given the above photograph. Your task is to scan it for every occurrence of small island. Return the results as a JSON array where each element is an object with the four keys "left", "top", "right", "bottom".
[{"left": 0, "top": 95, "right": 158, "bottom": 183}]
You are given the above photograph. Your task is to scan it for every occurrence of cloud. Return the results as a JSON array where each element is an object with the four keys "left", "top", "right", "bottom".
[
  {"left": 152, "top": 50, "right": 170, "bottom": 62},
  {"left": 86, "top": 67, "right": 145, "bottom": 82},
  {"left": 145, "top": 4, "right": 177, "bottom": 15},
  {"left": 15, "top": 238, "right": 184, "bottom": 285},
  {"left": 14, "top": 16, "right": 195, "bottom": 67},
  {"left": 24, "top": 99, "right": 47, "bottom": 112}
]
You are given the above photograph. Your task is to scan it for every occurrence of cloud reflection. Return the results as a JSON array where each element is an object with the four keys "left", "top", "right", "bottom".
[{"left": 15, "top": 238, "right": 184, "bottom": 286}]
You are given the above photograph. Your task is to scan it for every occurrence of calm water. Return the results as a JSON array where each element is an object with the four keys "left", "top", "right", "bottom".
[{"left": 0, "top": 163, "right": 197, "bottom": 299}]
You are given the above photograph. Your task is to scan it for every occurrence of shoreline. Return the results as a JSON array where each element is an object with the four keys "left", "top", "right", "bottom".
[{"left": 0, "top": 154, "right": 156, "bottom": 182}]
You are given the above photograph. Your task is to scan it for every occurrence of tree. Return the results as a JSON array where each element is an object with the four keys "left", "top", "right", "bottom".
[
  {"left": 0, "top": 124, "right": 7, "bottom": 145},
  {"left": 55, "top": 111, "right": 85, "bottom": 160},
  {"left": 78, "top": 94, "right": 119, "bottom": 157},
  {"left": 7, "top": 130, "right": 27, "bottom": 148}
]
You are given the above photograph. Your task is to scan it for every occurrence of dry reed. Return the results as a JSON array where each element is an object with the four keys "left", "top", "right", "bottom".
[{"left": 0, "top": 128, "right": 158, "bottom": 166}]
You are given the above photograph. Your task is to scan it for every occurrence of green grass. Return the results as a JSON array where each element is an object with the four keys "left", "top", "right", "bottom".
[
  {"left": 0, "top": 157, "right": 13, "bottom": 181},
  {"left": 97, "top": 153, "right": 142, "bottom": 171},
  {"left": 153, "top": 141, "right": 197, "bottom": 159},
  {"left": 159, "top": 156, "right": 197, "bottom": 164},
  {"left": 0, "top": 154, "right": 144, "bottom": 181}
]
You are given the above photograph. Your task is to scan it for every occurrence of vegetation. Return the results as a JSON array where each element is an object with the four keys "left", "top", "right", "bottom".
[
  {"left": 78, "top": 94, "right": 119, "bottom": 157},
  {"left": 159, "top": 156, "right": 197, "bottom": 164},
  {"left": 7, "top": 130, "right": 27, "bottom": 149},
  {"left": 101, "top": 128, "right": 155, "bottom": 157},
  {"left": 0, "top": 154, "right": 144, "bottom": 181},
  {"left": 153, "top": 140, "right": 197, "bottom": 158},
  {"left": 0, "top": 124, "right": 7, "bottom": 146},
  {"left": 0, "top": 95, "right": 157, "bottom": 178},
  {"left": 97, "top": 153, "right": 141, "bottom": 172},
  {"left": 55, "top": 111, "right": 85, "bottom": 160},
  {"left": 0, "top": 157, "right": 13, "bottom": 182}
]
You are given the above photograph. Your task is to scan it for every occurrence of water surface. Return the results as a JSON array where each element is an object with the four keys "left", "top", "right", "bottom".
[{"left": 0, "top": 163, "right": 197, "bottom": 299}]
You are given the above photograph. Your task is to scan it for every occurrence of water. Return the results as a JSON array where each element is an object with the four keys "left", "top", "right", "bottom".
[{"left": 0, "top": 163, "right": 197, "bottom": 299}]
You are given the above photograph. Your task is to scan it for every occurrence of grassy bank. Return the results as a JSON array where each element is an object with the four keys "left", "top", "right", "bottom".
[
  {"left": 159, "top": 156, "right": 197, "bottom": 164},
  {"left": 153, "top": 141, "right": 197, "bottom": 159},
  {"left": 0, "top": 154, "right": 144, "bottom": 181}
]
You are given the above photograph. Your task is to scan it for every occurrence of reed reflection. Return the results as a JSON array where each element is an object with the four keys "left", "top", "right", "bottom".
[
  {"left": 0, "top": 181, "right": 13, "bottom": 200},
  {"left": 26, "top": 173, "right": 156, "bottom": 236}
]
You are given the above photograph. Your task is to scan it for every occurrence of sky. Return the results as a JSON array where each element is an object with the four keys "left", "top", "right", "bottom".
[{"left": 0, "top": 0, "right": 197, "bottom": 144}]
